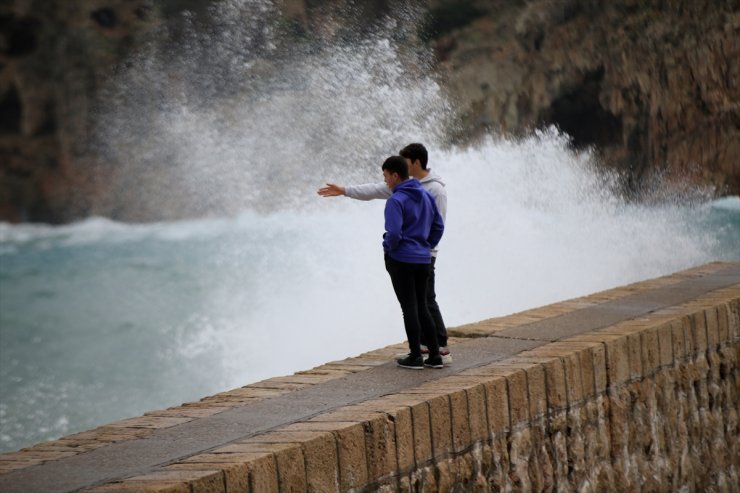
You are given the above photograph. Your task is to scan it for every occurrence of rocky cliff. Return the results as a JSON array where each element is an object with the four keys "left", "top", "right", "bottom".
[
  {"left": 1, "top": 0, "right": 738, "bottom": 223},
  {"left": 429, "top": 0, "right": 739, "bottom": 198},
  {"left": 1, "top": 0, "right": 158, "bottom": 222}
]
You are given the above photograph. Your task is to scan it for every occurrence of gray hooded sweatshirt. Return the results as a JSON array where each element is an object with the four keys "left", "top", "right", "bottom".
[{"left": 345, "top": 169, "right": 448, "bottom": 255}]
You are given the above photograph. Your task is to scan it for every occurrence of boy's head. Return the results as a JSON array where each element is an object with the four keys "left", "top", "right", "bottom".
[
  {"left": 382, "top": 155, "right": 409, "bottom": 189},
  {"left": 399, "top": 143, "right": 428, "bottom": 170}
]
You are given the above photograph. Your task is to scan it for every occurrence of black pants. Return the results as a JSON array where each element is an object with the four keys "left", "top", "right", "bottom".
[
  {"left": 385, "top": 255, "right": 440, "bottom": 358},
  {"left": 423, "top": 256, "right": 448, "bottom": 347}
]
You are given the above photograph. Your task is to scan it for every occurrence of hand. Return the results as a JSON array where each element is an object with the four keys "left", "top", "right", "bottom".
[{"left": 317, "top": 183, "right": 346, "bottom": 197}]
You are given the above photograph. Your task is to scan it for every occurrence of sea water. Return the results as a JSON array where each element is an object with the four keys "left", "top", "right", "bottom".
[
  {"left": 1, "top": 0, "right": 739, "bottom": 453},
  {"left": 1, "top": 140, "right": 738, "bottom": 452}
]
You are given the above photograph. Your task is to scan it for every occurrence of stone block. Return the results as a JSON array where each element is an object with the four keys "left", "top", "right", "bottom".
[
  {"left": 238, "top": 429, "right": 338, "bottom": 492},
  {"left": 705, "top": 306, "right": 720, "bottom": 350},
  {"left": 118, "top": 470, "right": 224, "bottom": 493},
  {"left": 717, "top": 303, "right": 730, "bottom": 345},
  {"left": 505, "top": 369, "right": 530, "bottom": 425},
  {"left": 455, "top": 453, "right": 477, "bottom": 487},
  {"left": 591, "top": 343, "right": 608, "bottom": 394},
  {"left": 293, "top": 421, "right": 367, "bottom": 491},
  {"left": 165, "top": 463, "right": 247, "bottom": 493},
  {"left": 335, "top": 397, "right": 416, "bottom": 475},
  {"left": 578, "top": 343, "right": 603, "bottom": 399},
  {"left": 641, "top": 326, "right": 660, "bottom": 376},
  {"left": 464, "top": 384, "right": 488, "bottom": 443},
  {"left": 672, "top": 318, "right": 688, "bottom": 362},
  {"left": 246, "top": 452, "right": 279, "bottom": 492},
  {"left": 240, "top": 430, "right": 328, "bottom": 445},
  {"left": 448, "top": 389, "right": 471, "bottom": 453},
  {"left": 186, "top": 448, "right": 277, "bottom": 492},
  {"left": 657, "top": 322, "right": 674, "bottom": 368},
  {"left": 420, "top": 464, "right": 438, "bottom": 492},
  {"left": 728, "top": 298, "right": 740, "bottom": 341},
  {"left": 565, "top": 407, "right": 588, "bottom": 489},
  {"left": 604, "top": 335, "right": 631, "bottom": 387},
  {"left": 525, "top": 364, "right": 547, "bottom": 418},
  {"left": 409, "top": 401, "right": 433, "bottom": 466},
  {"left": 295, "top": 433, "right": 338, "bottom": 493},
  {"left": 83, "top": 482, "right": 190, "bottom": 493},
  {"left": 627, "top": 332, "right": 643, "bottom": 380},
  {"left": 482, "top": 376, "right": 510, "bottom": 434},
  {"left": 428, "top": 395, "right": 453, "bottom": 458},
  {"left": 561, "top": 351, "right": 584, "bottom": 405},
  {"left": 569, "top": 333, "right": 630, "bottom": 389},
  {"left": 539, "top": 357, "right": 567, "bottom": 411},
  {"left": 227, "top": 443, "right": 303, "bottom": 493},
  {"left": 363, "top": 414, "right": 398, "bottom": 481},
  {"left": 489, "top": 435, "right": 510, "bottom": 487},
  {"left": 550, "top": 343, "right": 599, "bottom": 400},
  {"left": 606, "top": 386, "right": 629, "bottom": 461},
  {"left": 390, "top": 406, "right": 415, "bottom": 474},
  {"left": 483, "top": 358, "right": 547, "bottom": 419},
  {"left": 272, "top": 445, "right": 305, "bottom": 492},
  {"left": 679, "top": 315, "right": 696, "bottom": 357},
  {"left": 327, "top": 424, "right": 366, "bottom": 491},
  {"left": 436, "top": 457, "right": 455, "bottom": 492},
  {"left": 691, "top": 310, "right": 709, "bottom": 355},
  {"left": 309, "top": 409, "right": 384, "bottom": 422},
  {"left": 507, "top": 428, "right": 533, "bottom": 490},
  {"left": 280, "top": 421, "right": 358, "bottom": 433}
]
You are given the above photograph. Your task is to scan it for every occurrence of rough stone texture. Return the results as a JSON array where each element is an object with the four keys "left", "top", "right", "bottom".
[
  {"left": 347, "top": 289, "right": 737, "bottom": 491},
  {"left": 433, "top": 0, "right": 739, "bottom": 197},
  {"left": 1, "top": 1, "right": 738, "bottom": 223},
  {"left": 0, "top": 0, "right": 159, "bottom": 222},
  {"left": 1, "top": 265, "right": 737, "bottom": 492}
]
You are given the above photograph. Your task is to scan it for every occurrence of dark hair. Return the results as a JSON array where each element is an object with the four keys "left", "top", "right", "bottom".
[
  {"left": 399, "top": 143, "right": 428, "bottom": 169},
  {"left": 381, "top": 155, "right": 409, "bottom": 179}
]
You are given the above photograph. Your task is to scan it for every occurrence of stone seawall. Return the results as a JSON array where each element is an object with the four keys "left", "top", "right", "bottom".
[
  {"left": 448, "top": 292, "right": 740, "bottom": 492},
  {"left": 0, "top": 262, "right": 738, "bottom": 492}
]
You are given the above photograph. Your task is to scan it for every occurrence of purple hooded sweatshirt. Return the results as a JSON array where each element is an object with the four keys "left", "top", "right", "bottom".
[{"left": 383, "top": 178, "right": 444, "bottom": 263}]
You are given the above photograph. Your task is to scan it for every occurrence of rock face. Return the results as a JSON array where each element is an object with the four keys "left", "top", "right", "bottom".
[
  {"left": 0, "top": 0, "right": 158, "bottom": 222},
  {"left": 430, "top": 0, "right": 739, "bottom": 196},
  {"left": 0, "top": 0, "right": 738, "bottom": 223}
]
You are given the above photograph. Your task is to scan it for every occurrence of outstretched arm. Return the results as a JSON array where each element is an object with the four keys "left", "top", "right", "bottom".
[
  {"left": 344, "top": 182, "right": 392, "bottom": 201},
  {"left": 317, "top": 182, "right": 391, "bottom": 201},
  {"left": 317, "top": 183, "right": 346, "bottom": 197}
]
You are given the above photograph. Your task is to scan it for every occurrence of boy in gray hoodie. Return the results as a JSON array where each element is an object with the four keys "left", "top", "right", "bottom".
[{"left": 318, "top": 143, "right": 452, "bottom": 363}]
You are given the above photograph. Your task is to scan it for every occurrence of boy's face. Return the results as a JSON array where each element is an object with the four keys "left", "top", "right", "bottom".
[
  {"left": 383, "top": 169, "right": 400, "bottom": 190},
  {"left": 405, "top": 158, "right": 421, "bottom": 177}
]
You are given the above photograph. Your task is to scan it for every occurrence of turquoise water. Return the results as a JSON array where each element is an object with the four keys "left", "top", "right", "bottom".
[
  {"left": 2, "top": 0, "right": 739, "bottom": 455},
  {"left": 1, "top": 137, "right": 739, "bottom": 452}
]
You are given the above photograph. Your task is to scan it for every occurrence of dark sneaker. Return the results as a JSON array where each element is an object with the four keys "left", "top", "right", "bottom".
[
  {"left": 397, "top": 355, "right": 424, "bottom": 370},
  {"left": 424, "top": 355, "right": 444, "bottom": 369}
]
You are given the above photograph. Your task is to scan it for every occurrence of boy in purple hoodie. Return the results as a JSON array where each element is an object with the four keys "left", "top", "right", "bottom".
[
  {"left": 318, "top": 143, "right": 452, "bottom": 364},
  {"left": 381, "top": 156, "right": 445, "bottom": 369}
]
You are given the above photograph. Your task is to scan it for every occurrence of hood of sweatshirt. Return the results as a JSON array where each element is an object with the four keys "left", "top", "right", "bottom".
[
  {"left": 393, "top": 178, "right": 426, "bottom": 201},
  {"left": 419, "top": 169, "right": 445, "bottom": 187}
]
